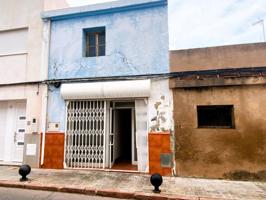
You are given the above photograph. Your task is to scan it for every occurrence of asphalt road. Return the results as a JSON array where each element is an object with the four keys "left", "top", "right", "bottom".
[{"left": 0, "top": 187, "right": 129, "bottom": 200}]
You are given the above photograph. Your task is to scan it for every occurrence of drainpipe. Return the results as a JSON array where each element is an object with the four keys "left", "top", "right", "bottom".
[
  {"left": 40, "top": 19, "right": 51, "bottom": 166},
  {"left": 40, "top": 87, "right": 48, "bottom": 166}
]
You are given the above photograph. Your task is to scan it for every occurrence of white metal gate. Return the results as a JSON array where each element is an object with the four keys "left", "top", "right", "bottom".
[{"left": 65, "top": 100, "right": 105, "bottom": 168}]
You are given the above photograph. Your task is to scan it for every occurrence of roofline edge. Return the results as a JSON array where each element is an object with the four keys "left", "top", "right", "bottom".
[{"left": 41, "top": 0, "right": 167, "bottom": 21}]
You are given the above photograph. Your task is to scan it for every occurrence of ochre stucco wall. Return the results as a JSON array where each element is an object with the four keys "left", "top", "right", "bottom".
[
  {"left": 173, "top": 85, "right": 266, "bottom": 178},
  {"left": 170, "top": 42, "right": 266, "bottom": 72}
]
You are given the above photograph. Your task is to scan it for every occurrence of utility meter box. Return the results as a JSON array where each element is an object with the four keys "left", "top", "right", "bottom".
[{"left": 31, "top": 117, "right": 38, "bottom": 133}]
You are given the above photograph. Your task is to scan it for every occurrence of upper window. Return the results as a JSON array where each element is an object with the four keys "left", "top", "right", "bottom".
[
  {"left": 197, "top": 105, "right": 234, "bottom": 128},
  {"left": 84, "top": 27, "right": 105, "bottom": 57}
]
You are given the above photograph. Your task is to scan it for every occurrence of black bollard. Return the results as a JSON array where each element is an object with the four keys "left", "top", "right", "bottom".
[
  {"left": 18, "top": 164, "right": 31, "bottom": 182},
  {"left": 150, "top": 173, "right": 163, "bottom": 193}
]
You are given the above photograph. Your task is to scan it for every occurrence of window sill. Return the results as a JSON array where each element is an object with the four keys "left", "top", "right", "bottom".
[{"left": 83, "top": 53, "right": 106, "bottom": 57}]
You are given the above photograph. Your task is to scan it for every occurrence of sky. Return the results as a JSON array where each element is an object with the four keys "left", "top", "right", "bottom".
[{"left": 66, "top": 0, "right": 266, "bottom": 50}]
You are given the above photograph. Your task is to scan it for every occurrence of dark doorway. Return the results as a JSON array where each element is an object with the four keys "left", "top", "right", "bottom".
[
  {"left": 117, "top": 109, "right": 131, "bottom": 161},
  {"left": 112, "top": 108, "right": 137, "bottom": 171}
]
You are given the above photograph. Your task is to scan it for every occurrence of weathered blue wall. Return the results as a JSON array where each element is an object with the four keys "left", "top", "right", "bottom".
[
  {"left": 48, "top": 5, "right": 169, "bottom": 80},
  {"left": 47, "top": 86, "right": 66, "bottom": 131},
  {"left": 47, "top": 1, "right": 169, "bottom": 131}
]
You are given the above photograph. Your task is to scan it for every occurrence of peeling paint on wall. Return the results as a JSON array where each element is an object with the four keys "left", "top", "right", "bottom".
[
  {"left": 48, "top": 5, "right": 169, "bottom": 80},
  {"left": 149, "top": 79, "right": 173, "bottom": 132},
  {"left": 47, "top": 3, "right": 169, "bottom": 132}
]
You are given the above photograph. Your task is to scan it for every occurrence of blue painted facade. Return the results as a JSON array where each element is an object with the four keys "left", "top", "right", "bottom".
[{"left": 44, "top": 0, "right": 169, "bottom": 131}]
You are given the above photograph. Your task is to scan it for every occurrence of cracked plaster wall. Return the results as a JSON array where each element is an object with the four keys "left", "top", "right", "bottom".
[
  {"left": 47, "top": 4, "right": 169, "bottom": 131},
  {"left": 48, "top": 5, "right": 169, "bottom": 79},
  {"left": 148, "top": 78, "right": 173, "bottom": 132}
]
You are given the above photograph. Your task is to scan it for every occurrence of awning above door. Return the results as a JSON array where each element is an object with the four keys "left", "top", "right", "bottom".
[{"left": 60, "top": 79, "right": 151, "bottom": 100}]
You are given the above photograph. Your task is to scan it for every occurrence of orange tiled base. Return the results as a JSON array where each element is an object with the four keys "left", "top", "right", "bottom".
[
  {"left": 148, "top": 132, "right": 172, "bottom": 176},
  {"left": 41, "top": 132, "right": 65, "bottom": 169}
]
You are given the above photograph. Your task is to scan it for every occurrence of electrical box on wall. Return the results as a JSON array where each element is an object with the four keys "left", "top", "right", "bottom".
[
  {"left": 47, "top": 122, "right": 60, "bottom": 132},
  {"left": 31, "top": 117, "right": 38, "bottom": 133}
]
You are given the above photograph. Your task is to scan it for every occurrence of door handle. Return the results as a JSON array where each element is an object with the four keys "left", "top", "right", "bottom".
[
  {"left": 110, "top": 134, "right": 114, "bottom": 145},
  {"left": 14, "top": 132, "right": 17, "bottom": 143}
]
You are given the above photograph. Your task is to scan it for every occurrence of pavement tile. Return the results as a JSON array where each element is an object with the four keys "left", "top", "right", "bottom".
[{"left": 0, "top": 166, "right": 265, "bottom": 200}]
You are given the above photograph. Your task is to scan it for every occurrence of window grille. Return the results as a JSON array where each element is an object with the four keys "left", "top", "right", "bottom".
[{"left": 65, "top": 100, "right": 105, "bottom": 168}]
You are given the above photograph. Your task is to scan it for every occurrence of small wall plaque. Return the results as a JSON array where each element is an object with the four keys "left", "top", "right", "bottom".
[
  {"left": 47, "top": 122, "right": 60, "bottom": 132},
  {"left": 26, "top": 144, "right": 36, "bottom": 156}
]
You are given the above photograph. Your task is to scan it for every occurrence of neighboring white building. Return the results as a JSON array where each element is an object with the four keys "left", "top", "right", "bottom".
[{"left": 0, "top": 0, "right": 52, "bottom": 167}]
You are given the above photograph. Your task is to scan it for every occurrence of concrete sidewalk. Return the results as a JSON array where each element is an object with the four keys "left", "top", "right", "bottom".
[{"left": 0, "top": 166, "right": 265, "bottom": 200}]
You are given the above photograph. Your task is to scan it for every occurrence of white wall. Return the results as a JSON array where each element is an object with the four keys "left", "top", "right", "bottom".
[
  {"left": 0, "top": 28, "right": 28, "bottom": 55},
  {"left": 0, "top": 0, "right": 46, "bottom": 135},
  {"left": 0, "top": 0, "right": 44, "bottom": 83},
  {"left": 44, "top": 0, "right": 68, "bottom": 11},
  {"left": 148, "top": 78, "right": 173, "bottom": 132},
  {"left": 0, "top": 84, "right": 46, "bottom": 134},
  {"left": 0, "top": 55, "right": 27, "bottom": 84},
  {"left": 0, "top": 0, "right": 28, "bottom": 30},
  {"left": 0, "top": 0, "right": 47, "bottom": 166}
]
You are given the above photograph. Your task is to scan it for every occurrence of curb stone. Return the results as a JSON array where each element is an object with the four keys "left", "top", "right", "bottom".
[
  {"left": 0, "top": 181, "right": 25, "bottom": 189},
  {"left": 58, "top": 186, "right": 87, "bottom": 194},
  {"left": 0, "top": 180, "right": 225, "bottom": 200},
  {"left": 96, "top": 189, "right": 134, "bottom": 199},
  {"left": 134, "top": 192, "right": 184, "bottom": 200},
  {"left": 84, "top": 187, "right": 97, "bottom": 195}
]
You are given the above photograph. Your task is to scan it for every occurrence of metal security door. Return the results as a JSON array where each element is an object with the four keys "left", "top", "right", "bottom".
[
  {"left": 109, "top": 107, "right": 115, "bottom": 168},
  {"left": 65, "top": 100, "right": 105, "bottom": 169}
]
